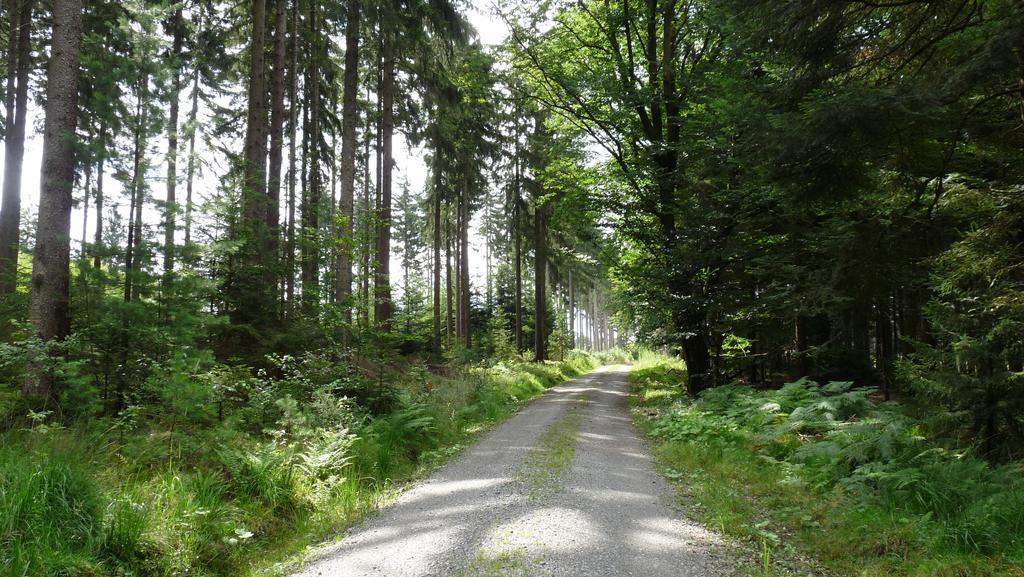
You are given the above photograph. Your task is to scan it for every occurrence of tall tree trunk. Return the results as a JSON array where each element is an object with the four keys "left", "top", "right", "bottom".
[
  {"left": 163, "top": 9, "right": 183, "bottom": 283},
  {"left": 92, "top": 129, "right": 105, "bottom": 271},
  {"left": 0, "top": 0, "right": 32, "bottom": 295},
  {"left": 336, "top": 0, "right": 360, "bottom": 340},
  {"left": 512, "top": 126, "right": 524, "bottom": 353},
  {"left": 266, "top": 0, "right": 286, "bottom": 315},
  {"left": 25, "top": 0, "right": 82, "bottom": 397},
  {"left": 285, "top": 0, "right": 298, "bottom": 317},
  {"left": 81, "top": 154, "right": 91, "bottom": 254},
  {"left": 459, "top": 187, "right": 471, "bottom": 348},
  {"left": 360, "top": 102, "right": 372, "bottom": 328},
  {"left": 374, "top": 40, "right": 395, "bottom": 329},
  {"left": 266, "top": 0, "right": 286, "bottom": 296},
  {"left": 328, "top": 116, "right": 337, "bottom": 305},
  {"left": 124, "top": 74, "right": 148, "bottom": 304},
  {"left": 239, "top": 0, "right": 270, "bottom": 323},
  {"left": 513, "top": 195, "right": 523, "bottom": 352},
  {"left": 534, "top": 203, "right": 547, "bottom": 362},
  {"left": 485, "top": 191, "right": 493, "bottom": 312},
  {"left": 568, "top": 269, "right": 575, "bottom": 349},
  {"left": 183, "top": 66, "right": 199, "bottom": 253},
  {"left": 401, "top": 184, "right": 412, "bottom": 333},
  {"left": 454, "top": 199, "right": 461, "bottom": 342},
  {"left": 432, "top": 163, "right": 441, "bottom": 353},
  {"left": 445, "top": 208, "right": 453, "bottom": 345},
  {"left": 301, "top": 1, "right": 321, "bottom": 313}
]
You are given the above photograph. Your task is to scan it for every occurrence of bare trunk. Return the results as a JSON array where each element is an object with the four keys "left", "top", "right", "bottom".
[
  {"left": 285, "top": 0, "right": 298, "bottom": 316},
  {"left": 92, "top": 131, "right": 105, "bottom": 271},
  {"left": 266, "top": 0, "right": 286, "bottom": 294},
  {"left": 183, "top": 66, "right": 199, "bottom": 252},
  {"left": 459, "top": 188, "right": 471, "bottom": 348},
  {"left": 238, "top": 0, "right": 270, "bottom": 324},
  {"left": 81, "top": 156, "right": 90, "bottom": 254},
  {"left": 25, "top": 0, "right": 82, "bottom": 397},
  {"left": 512, "top": 124, "right": 524, "bottom": 353},
  {"left": 446, "top": 209, "right": 453, "bottom": 345},
  {"left": 124, "top": 75, "right": 148, "bottom": 304},
  {"left": 568, "top": 269, "right": 575, "bottom": 349},
  {"left": 432, "top": 167, "right": 441, "bottom": 353},
  {"left": 374, "top": 41, "right": 395, "bottom": 329},
  {"left": 336, "top": 0, "right": 360, "bottom": 340},
  {"left": 454, "top": 200, "right": 461, "bottom": 342},
  {"left": 0, "top": 0, "right": 32, "bottom": 294},
  {"left": 534, "top": 203, "right": 547, "bottom": 362},
  {"left": 163, "top": 9, "right": 183, "bottom": 282},
  {"left": 359, "top": 104, "right": 371, "bottom": 328},
  {"left": 301, "top": 1, "right": 321, "bottom": 313}
]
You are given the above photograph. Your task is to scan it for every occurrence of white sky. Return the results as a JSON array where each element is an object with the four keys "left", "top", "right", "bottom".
[{"left": 1, "top": 3, "right": 510, "bottom": 291}]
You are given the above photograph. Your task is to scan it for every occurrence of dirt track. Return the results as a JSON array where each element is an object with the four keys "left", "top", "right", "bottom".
[{"left": 293, "top": 365, "right": 732, "bottom": 577}]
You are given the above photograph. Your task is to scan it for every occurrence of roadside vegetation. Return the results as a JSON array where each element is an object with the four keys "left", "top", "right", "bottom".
[
  {"left": 630, "top": 352, "right": 1024, "bottom": 577},
  {"left": 5, "top": 0, "right": 1024, "bottom": 575},
  {"left": 0, "top": 351, "right": 597, "bottom": 577}
]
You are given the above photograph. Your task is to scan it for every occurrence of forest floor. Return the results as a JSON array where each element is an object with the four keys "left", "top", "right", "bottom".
[{"left": 291, "top": 365, "right": 736, "bottom": 577}]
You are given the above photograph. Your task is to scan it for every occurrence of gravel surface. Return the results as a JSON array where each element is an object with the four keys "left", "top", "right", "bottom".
[{"left": 293, "top": 365, "right": 733, "bottom": 577}]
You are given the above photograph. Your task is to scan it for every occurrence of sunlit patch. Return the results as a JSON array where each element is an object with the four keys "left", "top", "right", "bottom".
[
  {"left": 479, "top": 507, "right": 601, "bottom": 554},
  {"left": 628, "top": 517, "right": 691, "bottom": 550}
]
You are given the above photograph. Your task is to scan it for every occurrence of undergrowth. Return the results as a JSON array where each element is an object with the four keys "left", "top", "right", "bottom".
[
  {"left": 0, "top": 351, "right": 597, "bottom": 577},
  {"left": 630, "top": 353, "right": 1024, "bottom": 577}
]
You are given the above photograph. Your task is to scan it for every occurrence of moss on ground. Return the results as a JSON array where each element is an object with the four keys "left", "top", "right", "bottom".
[{"left": 515, "top": 398, "right": 586, "bottom": 500}]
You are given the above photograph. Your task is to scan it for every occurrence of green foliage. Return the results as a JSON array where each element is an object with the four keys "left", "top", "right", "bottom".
[
  {"left": 650, "top": 406, "right": 744, "bottom": 451},
  {"left": 0, "top": 441, "right": 104, "bottom": 577},
  {"left": 632, "top": 355, "right": 1024, "bottom": 575},
  {"left": 0, "top": 347, "right": 599, "bottom": 577}
]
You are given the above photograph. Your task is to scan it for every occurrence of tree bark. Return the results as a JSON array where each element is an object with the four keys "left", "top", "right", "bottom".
[
  {"left": 454, "top": 196, "right": 461, "bottom": 342},
  {"left": 568, "top": 269, "right": 575, "bottom": 349},
  {"left": 238, "top": 0, "right": 271, "bottom": 323},
  {"left": 81, "top": 154, "right": 90, "bottom": 254},
  {"left": 124, "top": 74, "right": 148, "bottom": 304},
  {"left": 336, "top": 0, "right": 360, "bottom": 340},
  {"left": 0, "top": 0, "right": 32, "bottom": 295},
  {"left": 374, "top": 39, "right": 395, "bottom": 329},
  {"left": 266, "top": 0, "right": 287, "bottom": 293},
  {"left": 300, "top": 1, "right": 321, "bottom": 314},
  {"left": 513, "top": 178, "right": 523, "bottom": 352},
  {"left": 92, "top": 129, "right": 105, "bottom": 271},
  {"left": 285, "top": 0, "right": 298, "bottom": 316},
  {"left": 459, "top": 186, "right": 471, "bottom": 348},
  {"left": 359, "top": 103, "right": 372, "bottom": 328},
  {"left": 163, "top": 9, "right": 184, "bottom": 282},
  {"left": 25, "top": 0, "right": 82, "bottom": 397},
  {"left": 446, "top": 208, "right": 453, "bottom": 344},
  {"left": 432, "top": 158, "right": 442, "bottom": 353},
  {"left": 183, "top": 65, "right": 200, "bottom": 253},
  {"left": 534, "top": 203, "right": 547, "bottom": 362}
]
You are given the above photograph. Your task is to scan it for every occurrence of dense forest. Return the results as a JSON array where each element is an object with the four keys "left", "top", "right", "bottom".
[{"left": 1, "top": 0, "right": 1022, "bottom": 576}]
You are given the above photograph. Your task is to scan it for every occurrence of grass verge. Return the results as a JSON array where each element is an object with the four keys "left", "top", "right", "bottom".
[
  {"left": 628, "top": 352, "right": 1024, "bottom": 577},
  {"left": 0, "top": 352, "right": 597, "bottom": 577}
]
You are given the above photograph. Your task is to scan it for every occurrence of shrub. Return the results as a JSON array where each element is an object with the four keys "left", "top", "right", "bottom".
[
  {"left": 0, "top": 445, "right": 104, "bottom": 577},
  {"left": 639, "top": 357, "right": 1024, "bottom": 563},
  {"left": 219, "top": 443, "right": 304, "bottom": 513}
]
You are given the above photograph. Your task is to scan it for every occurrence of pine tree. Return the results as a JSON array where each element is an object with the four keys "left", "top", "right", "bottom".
[{"left": 25, "top": 0, "right": 84, "bottom": 397}]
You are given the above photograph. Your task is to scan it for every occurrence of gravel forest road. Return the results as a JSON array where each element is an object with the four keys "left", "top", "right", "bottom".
[{"left": 293, "top": 365, "right": 733, "bottom": 577}]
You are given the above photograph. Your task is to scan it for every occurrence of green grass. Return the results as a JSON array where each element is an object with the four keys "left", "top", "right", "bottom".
[
  {"left": 516, "top": 398, "right": 585, "bottom": 500},
  {"left": 0, "top": 354, "right": 598, "bottom": 577},
  {"left": 629, "top": 353, "right": 1024, "bottom": 577},
  {"left": 455, "top": 548, "right": 549, "bottom": 577}
]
